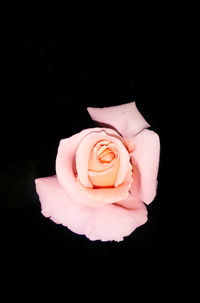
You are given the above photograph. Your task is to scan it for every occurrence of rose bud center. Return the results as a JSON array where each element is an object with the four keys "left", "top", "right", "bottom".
[{"left": 88, "top": 140, "right": 120, "bottom": 188}]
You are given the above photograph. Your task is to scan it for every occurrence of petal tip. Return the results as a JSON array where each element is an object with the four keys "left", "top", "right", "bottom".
[
  {"left": 35, "top": 178, "right": 42, "bottom": 185},
  {"left": 87, "top": 107, "right": 93, "bottom": 115}
]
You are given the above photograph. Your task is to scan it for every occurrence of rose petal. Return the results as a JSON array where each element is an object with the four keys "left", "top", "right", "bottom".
[
  {"left": 129, "top": 161, "right": 141, "bottom": 202},
  {"left": 123, "top": 137, "right": 135, "bottom": 153},
  {"left": 75, "top": 128, "right": 130, "bottom": 188},
  {"left": 87, "top": 101, "right": 150, "bottom": 138},
  {"left": 130, "top": 129, "right": 160, "bottom": 204},
  {"left": 77, "top": 166, "right": 132, "bottom": 204},
  {"left": 86, "top": 197, "right": 147, "bottom": 242},
  {"left": 88, "top": 157, "right": 120, "bottom": 188},
  {"left": 35, "top": 176, "right": 147, "bottom": 242},
  {"left": 56, "top": 127, "right": 109, "bottom": 207},
  {"left": 35, "top": 176, "right": 93, "bottom": 234}
]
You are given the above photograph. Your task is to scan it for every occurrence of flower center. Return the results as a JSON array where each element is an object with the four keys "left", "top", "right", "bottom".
[
  {"left": 88, "top": 140, "right": 119, "bottom": 188},
  {"left": 97, "top": 146, "right": 115, "bottom": 163}
]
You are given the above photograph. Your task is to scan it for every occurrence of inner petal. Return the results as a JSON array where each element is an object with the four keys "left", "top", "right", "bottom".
[
  {"left": 99, "top": 148, "right": 115, "bottom": 163},
  {"left": 88, "top": 140, "right": 119, "bottom": 187},
  {"left": 75, "top": 129, "right": 130, "bottom": 189},
  {"left": 88, "top": 158, "right": 120, "bottom": 187}
]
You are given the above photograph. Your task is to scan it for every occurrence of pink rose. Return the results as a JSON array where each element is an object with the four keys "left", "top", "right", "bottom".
[{"left": 35, "top": 102, "right": 160, "bottom": 242}]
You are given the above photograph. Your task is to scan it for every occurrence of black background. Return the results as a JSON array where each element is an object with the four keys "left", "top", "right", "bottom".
[{"left": 1, "top": 34, "right": 182, "bottom": 290}]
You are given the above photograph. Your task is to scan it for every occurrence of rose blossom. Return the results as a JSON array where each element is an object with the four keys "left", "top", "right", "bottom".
[{"left": 35, "top": 102, "right": 160, "bottom": 242}]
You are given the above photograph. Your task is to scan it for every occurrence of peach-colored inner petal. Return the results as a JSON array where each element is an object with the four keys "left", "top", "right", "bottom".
[
  {"left": 88, "top": 140, "right": 120, "bottom": 188},
  {"left": 77, "top": 167, "right": 132, "bottom": 204},
  {"left": 99, "top": 148, "right": 115, "bottom": 163}
]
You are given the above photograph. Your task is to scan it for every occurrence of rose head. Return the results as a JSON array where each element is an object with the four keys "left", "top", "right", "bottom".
[{"left": 35, "top": 102, "right": 160, "bottom": 242}]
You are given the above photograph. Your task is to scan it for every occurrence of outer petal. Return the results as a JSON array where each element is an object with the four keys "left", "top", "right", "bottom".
[
  {"left": 35, "top": 176, "right": 147, "bottom": 242},
  {"left": 35, "top": 176, "right": 93, "bottom": 234},
  {"left": 87, "top": 101, "right": 150, "bottom": 138},
  {"left": 130, "top": 129, "right": 160, "bottom": 204},
  {"left": 87, "top": 196, "right": 148, "bottom": 242}
]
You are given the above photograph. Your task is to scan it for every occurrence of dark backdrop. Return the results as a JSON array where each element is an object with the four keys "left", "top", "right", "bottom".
[{"left": 1, "top": 37, "right": 180, "bottom": 288}]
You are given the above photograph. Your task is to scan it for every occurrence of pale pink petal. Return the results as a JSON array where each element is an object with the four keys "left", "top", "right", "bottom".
[
  {"left": 56, "top": 127, "right": 109, "bottom": 208},
  {"left": 35, "top": 176, "right": 147, "bottom": 242},
  {"left": 87, "top": 196, "right": 148, "bottom": 242},
  {"left": 123, "top": 137, "right": 135, "bottom": 153},
  {"left": 87, "top": 101, "right": 150, "bottom": 138},
  {"left": 35, "top": 176, "right": 93, "bottom": 235},
  {"left": 129, "top": 161, "right": 141, "bottom": 202},
  {"left": 76, "top": 128, "right": 130, "bottom": 189},
  {"left": 130, "top": 129, "right": 160, "bottom": 204}
]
